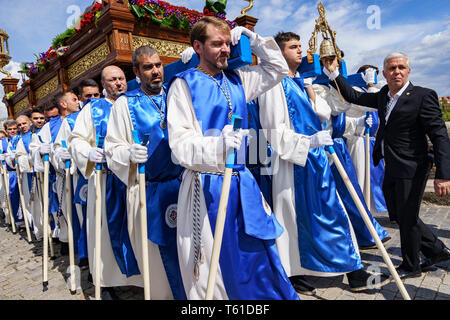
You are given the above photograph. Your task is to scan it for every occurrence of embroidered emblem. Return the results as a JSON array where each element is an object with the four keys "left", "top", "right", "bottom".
[
  {"left": 79, "top": 184, "right": 88, "bottom": 203},
  {"left": 165, "top": 204, "right": 177, "bottom": 228}
]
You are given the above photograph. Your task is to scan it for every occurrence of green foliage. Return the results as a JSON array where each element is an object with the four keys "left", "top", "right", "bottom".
[
  {"left": 51, "top": 28, "right": 76, "bottom": 48},
  {"left": 440, "top": 103, "right": 450, "bottom": 122}
]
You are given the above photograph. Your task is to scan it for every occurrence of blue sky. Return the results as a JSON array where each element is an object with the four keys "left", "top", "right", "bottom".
[{"left": 1, "top": 0, "right": 450, "bottom": 118}]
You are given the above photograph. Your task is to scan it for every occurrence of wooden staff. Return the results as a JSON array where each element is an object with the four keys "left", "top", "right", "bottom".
[
  {"left": 1, "top": 151, "right": 16, "bottom": 234},
  {"left": 36, "top": 171, "right": 55, "bottom": 259},
  {"left": 42, "top": 149, "right": 50, "bottom": 291},
  {"left": 132, "top": 130, "right": 151, "bottom": 300},
  {"left": 364, "top": 112, "right": 371, "bottom": 212},
  {"left": 205, "top": 115, "right": 242, "bottom": 300},
  {"left": 61, "top": 140, "right": 77, "bottom": 295},
  {"left": 326, "top": 144, "right": 411, "bottom": 300},
  {"left": 11, "top": 147, "right": 32, "bottom": 242},
  {"left": 94, "top": 135, "right": 105, "bottom": 300}
]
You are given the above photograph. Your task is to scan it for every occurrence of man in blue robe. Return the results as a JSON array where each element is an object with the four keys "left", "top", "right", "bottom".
[
  {"left": 105, "top": 45, "right": 187, "bottom": 300},
  {"left": 167, "top": 17, "right": 299, "bottom": 300},
  {"left": 257, "top": 31, "right": 391, "bottom": 294},
  {"left": 69, "top": 66, "right": 142, "bottom": 300}
]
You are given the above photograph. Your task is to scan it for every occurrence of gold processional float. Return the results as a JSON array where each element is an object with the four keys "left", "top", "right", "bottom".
[
  {"left": 0, "top": 0, "right": 258, "bottom": 119},
  {"left": 1, "top": 0, "right": 372, "bottom": 119}
]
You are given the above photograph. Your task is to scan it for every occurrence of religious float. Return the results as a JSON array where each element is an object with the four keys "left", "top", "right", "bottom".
[{"left": 1, "top": 0, "right": 258, "bottom": 118}]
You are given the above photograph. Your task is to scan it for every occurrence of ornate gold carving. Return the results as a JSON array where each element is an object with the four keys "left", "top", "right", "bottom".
[
  {"left": 308, "top": 2, "right": 343, "bottom": 62},
  {"left": 35, "top": 76, "right": 59, "bottom": 100},
  {"left": 240, "top": 0, "right": 254, "bottom": 16},
  {"left": 67, "top": 42, "right": 109, "bottom": 81},
  {"left": 132, "top": 36, "right": 189, "bottom": 58},
  {"left": 14, "top": 96, "right": 29, "bottom": 114}
]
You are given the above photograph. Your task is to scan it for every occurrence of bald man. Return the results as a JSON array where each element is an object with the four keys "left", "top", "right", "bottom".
[
  {"left": 7, "top": 115, "right": 37, "bottom": 235},
  {"left": 69, "top": 66, "right": 142, "bottom": 299}
]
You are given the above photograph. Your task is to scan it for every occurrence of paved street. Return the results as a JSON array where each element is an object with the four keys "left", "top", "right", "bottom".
[{"left": 0, "top": 204, "right": 449, "bottom": 301}]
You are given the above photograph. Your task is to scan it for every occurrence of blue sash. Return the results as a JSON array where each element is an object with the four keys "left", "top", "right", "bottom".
[
  {"left": 125, "top": 87, "right": 186, "bottom": 299},
  {"left": 3, "top": 137, "right": 20, "bottom": 220},
  {"left": 66, "top": 111, "right": 80, "bottom": 131},
  {"left": 283, "top": 77, "right": 362, "bottom": 272},
  {"left": 90, "top": 98, "right": 140, "bottom": 277},
  {"left": 175, "top": 69, "right": 298, "bottom": 300}
]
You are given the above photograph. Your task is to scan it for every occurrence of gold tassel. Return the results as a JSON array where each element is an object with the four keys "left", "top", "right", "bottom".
[{"left": 193, "top": 263, "right": 199, "bottom": 280}]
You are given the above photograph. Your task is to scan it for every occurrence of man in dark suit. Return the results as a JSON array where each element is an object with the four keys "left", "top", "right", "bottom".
[{"left": 321, "top": 52, "right": 450, "bottom": 279}]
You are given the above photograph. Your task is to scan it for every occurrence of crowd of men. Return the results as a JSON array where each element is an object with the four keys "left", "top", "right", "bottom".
[{"left": 0, "top": 16, "right": 449, "bottom": 300}]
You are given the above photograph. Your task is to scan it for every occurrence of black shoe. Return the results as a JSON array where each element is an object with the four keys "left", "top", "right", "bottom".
[
  {"left": 421, "top": 247, "right": 450, "bottom": 272},
  {"left": 60, "top": 242, "right": 69, "bottom": 256},
  {"left": 347, "top": 268, "right": 391, "bottom": 292},
  {"left": 395, "top": 265, "right": 422, "bottom": 280},
  {"left": 289, "top": 276, "right": 316, "bottom": 296},
  {"left": 101, "top": 287, "right": 120, "bottom": 300},
  {"left": 359, "top": 236, "right": 392, "bottom": 250},
  {"left": 18, "top": 226, "right": 26, "bottom": 233},
  {"left": 78, "top": 258, "right": 89, "bottom": 270}
]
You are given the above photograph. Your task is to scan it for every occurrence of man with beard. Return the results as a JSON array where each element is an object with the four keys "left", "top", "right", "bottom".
[
  {"left": 167, "top": 17, "right": 298, "bottom": 300},
  {"left": 69, "top": 66, "right": 142, "bottom": 300},
  {"left": 105, "top": 45, "right": 186, "bottom": 299}
]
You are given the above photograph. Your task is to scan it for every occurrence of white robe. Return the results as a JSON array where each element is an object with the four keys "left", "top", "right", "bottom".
[
  {"left": 29, "top": 122, "right": 65, "bottom": 241},
  {"left": 257, "top": 82, "right": 360, "bottom": 277},
  {"left": 68, "top": 101, "right": 143, "bottom": 288},
  {"left": 167, "top": 35, "right": 290, "bottom": 299},
  {"left": 53, "top": 118, "right": 85, "bottom": 242},
  {"left": 14, "top": 137, "right": 42, "bottom": 239},
  {"left": 104, "top": 94, "right": 176, "bottom": 299}
]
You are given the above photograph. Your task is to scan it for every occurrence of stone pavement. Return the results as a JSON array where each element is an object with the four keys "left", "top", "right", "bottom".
[{"left": 0, "top": 205, "right": 449, "bottom": 301}]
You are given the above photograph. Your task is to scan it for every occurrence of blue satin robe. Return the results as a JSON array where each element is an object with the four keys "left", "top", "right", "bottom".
[
  {"left": 174, "top": 68, "right": 299, "bottom": 300},
  {"left": 282, "top": 77, "right": 363, "bottom": 273},
  {"left": 330, "top": 113, "right": 388, "bottom": 247}
]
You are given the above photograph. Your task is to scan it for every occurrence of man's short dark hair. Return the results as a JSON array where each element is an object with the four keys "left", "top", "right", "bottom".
[
  {"left": 31, "top": 106, "right": 45, "bottom": 115},
  {"left": 54, "top": 89, "right": 75, "bottom": 112},
  {"left": 132, "top": 45, "right": 159, "bottom": 69},
  {"left": 357, "top": 64, "right": 379, "bottom": 75},
  {"left": 274, "top": 31, "right": 300, "bottom": 50},
  {"left": 3, "top": 119, "right": 17, "bottom": 130},
  {"left": 78, "top": 78, "right": 99, "bottom": 95}
]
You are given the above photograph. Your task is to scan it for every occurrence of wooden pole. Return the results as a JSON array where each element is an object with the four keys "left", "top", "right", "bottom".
[
  {"left": 205, "top": 115, "right": 242, "bottom": 300},
  {"left": 42, "top": 153, "right": 50, "bottom": 291},
  {"left": 132, "top": 131, "right": 151, "bottom": 300},
  {"left": 326, "top": 145, "right": 411, "bottom": 300},
  {"left": 94, "top": 135, "right": 105, "bottom": 300},
  {"left": 13, "top": 157, "right": 32, "bottom": 242},
  {"left": 36, "top": 171, "right": 55, "bottom": 259},
  {"left": 1, "top": 158, "right": 16, "bottom": 234},
  {"left": 62, "top": 140, "right": 77, "bottom": 295},
  {"left": 364, "top": 112, "right": 371, "bottom": 212}
]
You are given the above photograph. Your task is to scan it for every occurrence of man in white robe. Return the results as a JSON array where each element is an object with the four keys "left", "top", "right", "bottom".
[
  {"left": 10, "top": 114, "right": 38, "bottom": 238},
  {"left": 29, "top": 90, "right": 80, "bottom": 254},
  {"left": 69, "top": 66, "right": 143, "bottom": 299},
  {"left": 105, "top": 46, "right": 186, "bottom": 299},
  {"left": 53, "top": 79, "right": 99, "bottom": 269},
  {"left": 258, "top": 32, "right": 390, "bottom": 294},
  {"left": 167, "top": 17, "right": 299, "bottom": 300}
]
